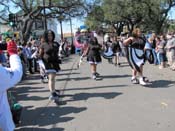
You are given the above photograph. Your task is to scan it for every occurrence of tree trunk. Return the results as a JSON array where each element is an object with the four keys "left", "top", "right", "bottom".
[{"left": 20, "top": 17, "right": 34, "bottom": 44}]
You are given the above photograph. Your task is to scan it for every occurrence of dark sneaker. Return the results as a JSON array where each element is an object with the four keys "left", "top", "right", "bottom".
[
  {"left": 41, "top": 75, "right": 48, "bottom": 83},
  {"left": 114, "top": 63, "right": 120, "bottom": 67},
  {"left": 143, "top": 77, "right": 149, "bottom": 82},
  {"left": 41, "top": 76, "right": 44, "bottom": 83},
  {"left": 55, "top": 90, "right": 61, "bottom": 95},
  {"left": 41, "top": 79, "right": 45, "bottom": 83},
  {"left": 95, "top": 72, "right": 100, "bottom": 76},
  {"left": 43, "top": 75, "right": 48, "bottom": 80},
  {"left": 49, "top": 92, "right": 59, "bottom": 101}
]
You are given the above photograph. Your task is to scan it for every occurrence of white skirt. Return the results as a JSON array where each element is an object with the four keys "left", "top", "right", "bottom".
[{"left": 126, "top": 47, "right": 145, "bottom": 72}]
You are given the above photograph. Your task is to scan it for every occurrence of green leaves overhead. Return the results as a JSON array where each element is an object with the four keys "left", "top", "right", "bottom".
[{"left": 85, "top": 0, "right": 175, "bottom": 34}]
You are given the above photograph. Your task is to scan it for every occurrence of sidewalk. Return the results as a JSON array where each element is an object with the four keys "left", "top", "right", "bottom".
[{"left": 15, "top": 54, "right": 175, "bottom": 131}]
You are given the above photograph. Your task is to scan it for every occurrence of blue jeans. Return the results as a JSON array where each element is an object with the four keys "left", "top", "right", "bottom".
[
  {"left": 152, "top": 49, "right": 158, "bottom": 65},
  {"left": 159, "top": 53, "right": 166, "bottom": 63},
  {"left": 157, "top": 52, "right": 160, "bottom": 65},
  {"left": 0, "top": 53, "right": 6, "bottom": 63}
]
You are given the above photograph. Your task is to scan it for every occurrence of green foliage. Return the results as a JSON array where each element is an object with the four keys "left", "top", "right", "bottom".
[
  {"left": 85, "top": 6, "right": 104, "bottom": 30},
  {"left": 85, "top": 0, "right": 175, "bottom": 34},
  {"left": 168, "top": 22, "right": 175, "bottom": 32}
]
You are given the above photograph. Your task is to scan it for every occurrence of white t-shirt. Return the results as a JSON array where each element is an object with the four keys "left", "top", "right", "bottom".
[{"left": 0, "top": 54, "right": 23, "bottom": 131}]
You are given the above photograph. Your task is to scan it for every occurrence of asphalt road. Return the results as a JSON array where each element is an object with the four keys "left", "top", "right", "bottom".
[{"left": 15, "top": 54, "right": 175, "bottom": 131}]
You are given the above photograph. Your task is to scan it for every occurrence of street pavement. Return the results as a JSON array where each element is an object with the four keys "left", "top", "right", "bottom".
[{"left": 14, "top": 54, "right": 175, "bottom": 131}]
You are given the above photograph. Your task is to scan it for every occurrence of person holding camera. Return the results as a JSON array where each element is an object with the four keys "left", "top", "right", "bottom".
[
  {"left": 0, "top": 39, "right": 23, "bottom": 131},
  {"left": 0, "top": 41, "right": 7, "bottom": 65}
]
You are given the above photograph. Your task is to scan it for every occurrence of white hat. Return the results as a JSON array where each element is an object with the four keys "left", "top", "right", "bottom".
[{"left": 81, "top": 29, "right": 87, "bottom": 32}]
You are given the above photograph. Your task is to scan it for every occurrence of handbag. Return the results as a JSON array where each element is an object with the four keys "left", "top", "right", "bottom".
[
  {"left": 144, "top": 49, "right": 154, "bottom": 64},
  {"left": 7, "top": 90, "right": 23, "bottom": 125}
]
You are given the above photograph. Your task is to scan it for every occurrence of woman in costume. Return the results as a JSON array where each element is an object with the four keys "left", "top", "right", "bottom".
[
  {"left": 87, "top": 37, "right": 102, "bottom": 80},
  {"left": 123, "top": 28, "right": 148, "bottom": 85},
  {"left": 102, "top": 35, "right": 114, "bottom": 63},
  {"left": 75, "top": 28, "right": 93, "bottom": 68},
  {"left": 37, "top": 35, "right": 48, "bottom": 83},
  {"left": 111, "top": 36, "right": 122, "bottom": 66},
  {"left": 39, "top": 30, "right": 61, "bottom": 101}
]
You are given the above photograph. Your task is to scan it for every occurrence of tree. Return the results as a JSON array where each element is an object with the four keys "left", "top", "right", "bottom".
[
  {"left": 85, "top": 0, "right": 175, "bottom": 35},
  {"left": 85, "top": 6, "right": 104, "bottom": 30},
  {"left": 0, "top": 0, "right": 93, "bottom": 43},
  {"left": 141, "top": 0, "right": 175, "bottom": 33}
]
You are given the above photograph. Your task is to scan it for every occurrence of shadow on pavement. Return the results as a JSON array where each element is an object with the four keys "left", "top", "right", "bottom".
[
  {"left": 56, "top": 76, "right": 90, "bottom": 81},
  {"left": 18, "top": 81, "right": 41, "bottom": 85},
  {"left": 18, "top": 74, "right": 41, "bottom": 85},
  {"left": 12, "top": 86, "right": 49, "bottom": 101},
  {"left": 147, "top": 80, "right": 175, "bottom": 88},
  {"left": 63, "top": 84, "right": 127, "bottom": 91},
  {"left": 58, "top": 72, "right": 80, "bottom": 76},
  {"left": 15, "top": 127, "right": 64, "bottom": 131},
  {"left": 60, "top": 68, "right": 77, "bottom": 72},
  {"left": 66, "top": 92, "right": 122, "bottom": 102},
  {"left": 119, "top": 64, "right": 130, "bottom": 67},
  {"left": 61, "top": 56, "right": 74, "bottom": 63},
  {"left": 18, "top": 106, "right": 87, "bottom": 129},
  {"left": 101, "top": 74, "right": 131, "bottom": 79}
]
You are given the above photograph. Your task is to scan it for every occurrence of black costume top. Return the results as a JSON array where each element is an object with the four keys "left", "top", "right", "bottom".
[
  {"left": 87, "top": 41, "right": 102, "bottom": 63},
  {"left": 40, "top": 42, "right": 60, "bottom": 71},
  {"left": 112, "top": 41, "right": 122, "bottom": 53},
  {"left": 126, "top": 37, "right": 146, "bottom": 72}
]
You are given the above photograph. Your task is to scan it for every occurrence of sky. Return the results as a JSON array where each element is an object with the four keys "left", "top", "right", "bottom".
[
  {"left": 57, "top": 18, "right": 84, "bottom": 34},
  {"left": 168, "top": 7, "right": 175, "bottom": 20}
]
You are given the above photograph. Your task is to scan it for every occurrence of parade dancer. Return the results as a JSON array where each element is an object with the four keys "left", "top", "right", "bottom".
[
  {"left": 104, "top": 35, "right": 114, "bottom": 63},
  {"left": 0, "top": 40, "right": 23, "bottom": 131},
  {"left": 37, "top": 35, "right": 48, "bottom": 83},
  {"left": 87, "top": 37, "right": 102, "bottom": 80},
  {"left": 39, "top": 30, "right": 61, "bottom": 101},
  {"left": 111, "top": 36, "right": 122, "bottom": 66},
  {"left": 77, "top": 42, "right": 89, "bottom": 68},
  {"left": 75, "top": 28, "right": 92, "bottom": 68},
  {"left": 123, "top": 28, "right": 148, "bottom": 86}
]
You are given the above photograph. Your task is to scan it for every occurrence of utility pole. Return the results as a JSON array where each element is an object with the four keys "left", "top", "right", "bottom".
[
  {"left": 58, "top": 14, "right": 64, "bottom": 41},
  {"left": 60, "top": 20, "right": 63, "bottom": 40},
  {"left": 69, "top": 18, "right": 73, "bottom": 44},
  {"left": 69, "top": 17, "right": 75, "bottom": 54},
  {"left": 43, "top": 0, "right": 47, "bottom": 31}
]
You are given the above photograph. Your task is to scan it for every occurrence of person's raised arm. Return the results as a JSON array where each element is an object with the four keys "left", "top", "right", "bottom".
[
  {"left": 39, "top": 45, "right": 44, "bottom": 59},
  {"left": 123, "top": 37, "right": 133, "bottom": 46},
  {"left": 0, "top": 40, "right": 23, "bottom": 92}
]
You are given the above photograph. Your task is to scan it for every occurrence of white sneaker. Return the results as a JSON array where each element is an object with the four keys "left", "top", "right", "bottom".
[
  {"left": 139, "top": 77, "right": 147, "bottom": 86},
  {"left": 131, "top": 77, "right": 139, "bottom": 84},
  {"left": 159, "top": 66, "right": 163, "bottom": 69},
  {"left": 92, "top": 75, "right": 96, "bottom": 80}
]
